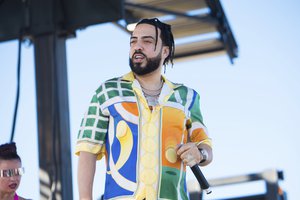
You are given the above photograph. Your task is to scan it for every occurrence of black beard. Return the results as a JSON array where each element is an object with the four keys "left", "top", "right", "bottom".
[{"left": 129, "top": 52, "right": 162, "bottom": 76}]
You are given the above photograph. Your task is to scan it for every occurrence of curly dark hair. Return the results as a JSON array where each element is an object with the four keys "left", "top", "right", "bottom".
[
  {"left": 0, "top": 142, "right": 21, "bottom": 161},
  {"left": 136, "top": 18, "right": 175, "bottom": 67}
]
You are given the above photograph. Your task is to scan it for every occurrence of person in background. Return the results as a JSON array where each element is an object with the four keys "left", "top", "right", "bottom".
[
  {"left": 0, "top": 142, "right": 27, "bottom": 200},
  {"left": 76, "top": 18, "right": 213, "bottom": 200}
]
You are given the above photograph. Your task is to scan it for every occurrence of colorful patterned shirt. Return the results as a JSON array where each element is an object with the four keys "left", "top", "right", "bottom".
[{"left": 75, "top": 72, "right": 212, "bottom": 200}]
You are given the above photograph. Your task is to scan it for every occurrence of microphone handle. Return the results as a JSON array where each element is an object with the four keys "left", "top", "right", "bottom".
[{"left": 191, "top": 165, "right": 212, "bottom": 194}]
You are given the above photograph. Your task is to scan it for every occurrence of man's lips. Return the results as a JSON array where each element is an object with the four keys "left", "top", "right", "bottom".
[{"left": 133, "top": 53, "right": 145, "bottom": 62}]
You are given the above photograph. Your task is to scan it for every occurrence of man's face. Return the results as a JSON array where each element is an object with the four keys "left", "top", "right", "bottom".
[{"left": 129, "top": 24, "right": 168, "bottom": 75}]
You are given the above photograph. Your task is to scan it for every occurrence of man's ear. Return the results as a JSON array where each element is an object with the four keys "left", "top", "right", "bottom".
[{"left": 162, "top": 46, "right": 170, "bottom": 59}]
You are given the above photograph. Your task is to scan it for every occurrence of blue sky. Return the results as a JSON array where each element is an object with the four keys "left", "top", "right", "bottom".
[{"left": 1, "top": 0, "right": 300, "bottom": 199}]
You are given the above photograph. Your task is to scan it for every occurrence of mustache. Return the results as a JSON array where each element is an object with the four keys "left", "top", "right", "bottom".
[{"left": 132, "top": 50, "right": 146, "bottom": 58}]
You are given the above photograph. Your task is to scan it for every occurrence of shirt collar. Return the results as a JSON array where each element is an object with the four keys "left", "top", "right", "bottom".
[{"left": 121, "top": 71, "right": 183, "bottom": 89}]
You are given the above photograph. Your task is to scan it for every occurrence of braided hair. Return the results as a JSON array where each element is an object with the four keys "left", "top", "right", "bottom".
[
  {"left": 136, "top": 18, "right": 175, "bottom": 67},
  {"left": 0, "top": 142, "right": 21, "bottom": 162}
]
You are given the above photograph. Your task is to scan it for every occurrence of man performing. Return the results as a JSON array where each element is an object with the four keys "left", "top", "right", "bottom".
[{"left": 75, "top": 18, "right": 213, "bottom": 200}]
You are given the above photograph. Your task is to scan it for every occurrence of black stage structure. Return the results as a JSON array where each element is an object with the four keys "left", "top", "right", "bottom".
[{"left": 0, "top": 0, "right": 238, "bottom": 199}]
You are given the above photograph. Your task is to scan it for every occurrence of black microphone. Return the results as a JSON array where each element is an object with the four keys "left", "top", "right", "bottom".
[{"left": 190, "top": 165, "right": 212, "bottom": 194}]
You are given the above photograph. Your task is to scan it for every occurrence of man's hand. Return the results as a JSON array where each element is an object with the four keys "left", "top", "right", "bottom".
[{"left": 176, "top": 143, "right": 201, "bottom": 167}]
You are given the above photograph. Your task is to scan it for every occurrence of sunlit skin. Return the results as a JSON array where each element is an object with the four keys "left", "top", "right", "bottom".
[
  {"left": 129, "top": 23, "right": 169, "bottom": 89},
  {"left": 130, "top": 24, "right": 167, "bottom": 68},
  {"left": 0, "top": 159, "right": 24, "bottom": 200}
]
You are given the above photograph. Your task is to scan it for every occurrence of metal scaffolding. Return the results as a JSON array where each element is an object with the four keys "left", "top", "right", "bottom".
[
  {"left": 0, "top": 0, "right": 239, "bottom": 198},
  {"left": 188, "top": 169, "right": 287, "bottom": 200}
]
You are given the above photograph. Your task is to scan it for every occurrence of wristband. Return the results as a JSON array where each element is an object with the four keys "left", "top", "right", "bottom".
[{"left": 199, "top": 148, "right": 208, "bottom": 164}]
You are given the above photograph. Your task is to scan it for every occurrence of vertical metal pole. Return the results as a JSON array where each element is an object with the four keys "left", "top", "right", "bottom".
[
  {"left": 265, "top": 182, "right": 280, "bottom": 200},
  {"left": 34, "top": 33, "right": 73, "bottom": 200}
]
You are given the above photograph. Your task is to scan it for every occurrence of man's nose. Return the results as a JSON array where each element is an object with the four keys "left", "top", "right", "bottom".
[{"left": 133, "top": 41, "right": 143, "bottom": 51}]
